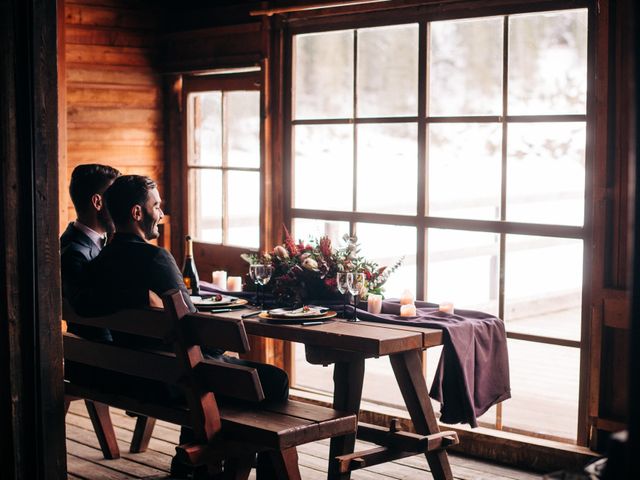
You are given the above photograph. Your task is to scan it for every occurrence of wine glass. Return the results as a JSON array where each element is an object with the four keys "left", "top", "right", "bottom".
[
  {"left": 336, "top": 272, "right": 350, "bottom": 318},
  {"left": 250, "top": 264, "right": 273, "bottom": 311},
  {"left": 346, "top": 272, "right": 365, "bottom": 321}
]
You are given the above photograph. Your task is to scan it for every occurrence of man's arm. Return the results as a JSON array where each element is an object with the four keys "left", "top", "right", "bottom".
[{"left": 149, "top": 248, "right": 196, "bottom": 313}]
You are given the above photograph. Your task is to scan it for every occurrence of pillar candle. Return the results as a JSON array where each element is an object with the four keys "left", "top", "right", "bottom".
[
  {"left": 400, "top": 303, "right": 417, "bottom": 317},
  {"left": 211, "top": 270, "right": 227, "bottom": 290},
  {"left": 227, "top": 276, "right": 242, "bottom": 292},
  {"left": 438, "top": 301, "right": 454, "bottom": 314},
  {"left": 400, "top": 289, "right": 414, "bottom": 305},
  {"left": 367, "top": 294, "right": 382, "bottom": 314}
]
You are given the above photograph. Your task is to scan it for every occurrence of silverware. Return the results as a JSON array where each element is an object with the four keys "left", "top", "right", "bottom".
[
  {"left": 241, "top": 310, "right": 262, "bottom": 319},
  {"left": 301, "top": 321, "right": 324, "bottom": 326},
  {"left": 206, "top": 308, "right": 233, "bottom": 313}
]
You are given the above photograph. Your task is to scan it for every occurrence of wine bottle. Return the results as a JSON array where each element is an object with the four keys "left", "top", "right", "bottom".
[{"left": 182, "top": 235, "right": 200, "bottom": 296}]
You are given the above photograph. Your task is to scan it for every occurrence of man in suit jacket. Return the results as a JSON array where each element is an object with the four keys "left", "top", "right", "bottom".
[
  {"left": 61, "top": 164, "right": 120, "bottom": 341},
  {"left": 89, "top": 175, "right": 288, "bottom": 479}
]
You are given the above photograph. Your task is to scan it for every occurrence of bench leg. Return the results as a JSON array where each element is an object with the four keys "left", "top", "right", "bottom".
[
  {"left": 129, "top": 416, "right": 156, "bottom": 453},
  {"left": 389, "top": 350, "right": 453, "bottom": 480},
  {"left": 256, "top": 448, "right": 301, "bottom": 480},
  {"left": 84, "top": 400, "right": 120, "bottom": 460},
  {"left": 223, "top": 454, "right": 253, "bottom": 480}
]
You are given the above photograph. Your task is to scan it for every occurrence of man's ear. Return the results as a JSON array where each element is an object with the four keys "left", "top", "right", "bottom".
[
  {"left": 131, "top": 204, "right": 143, "bottom": 221},
  {"left": 91, "top": 193, "right": 103, "bottom": 211}
]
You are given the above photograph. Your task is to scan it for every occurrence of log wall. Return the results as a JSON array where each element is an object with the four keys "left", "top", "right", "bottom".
[{"left": 61, "top": 0, "right": 165, "bottom": 229}]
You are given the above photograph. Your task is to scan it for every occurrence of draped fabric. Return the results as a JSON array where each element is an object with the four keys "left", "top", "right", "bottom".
[{"left": 200, "top": 282, "right": 510, "bottom": 427}]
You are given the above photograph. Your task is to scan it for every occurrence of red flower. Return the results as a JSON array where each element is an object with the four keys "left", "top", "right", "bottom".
[
  {"left": 282, "top": 225, "right": 298, "bottom": 256},
  {"left": 324, "top": 277, "right": 337, "bottom": 288},
  {"left": 365, "top": 270, "right": 372, "bottom": 280},
  {"left": 319, "top": 236, "right": 332, "bottom": 258}
]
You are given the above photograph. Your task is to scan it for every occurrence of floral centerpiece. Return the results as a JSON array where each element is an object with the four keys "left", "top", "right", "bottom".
[{"left": 242, "top": 228, "right": 402, "bottom": 307}]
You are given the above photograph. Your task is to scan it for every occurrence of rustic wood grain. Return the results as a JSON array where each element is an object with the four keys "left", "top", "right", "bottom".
[{"left": 61, "top": 0, "right": 164, "bottom": 228}]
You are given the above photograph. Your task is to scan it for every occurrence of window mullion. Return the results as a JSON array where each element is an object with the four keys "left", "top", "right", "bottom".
[
  {"left": 221, "top": 92, "right": 229, "bottom": 245},
  {"left": 417, "top": 20, "right": 428, "bottom": 301},
  {"left": 351, "top": 29, "right": 358, "bottom": 239},
  {"left": 498, "top": 15, "right": 509, "bottom": 323}
]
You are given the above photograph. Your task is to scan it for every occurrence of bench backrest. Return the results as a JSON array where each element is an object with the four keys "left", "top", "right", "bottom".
[{"left": 63, "top": 289, "right": 265, "bottom": 442}]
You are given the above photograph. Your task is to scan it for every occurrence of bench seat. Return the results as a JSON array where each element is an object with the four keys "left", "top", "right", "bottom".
[{"left": 63, "top": 290, "right": 357, "bottom": 478}]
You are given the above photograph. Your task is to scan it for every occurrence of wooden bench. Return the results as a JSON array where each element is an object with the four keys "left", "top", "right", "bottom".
[{"left": 63, "top": 290, "right": 357, "bottom": 478}]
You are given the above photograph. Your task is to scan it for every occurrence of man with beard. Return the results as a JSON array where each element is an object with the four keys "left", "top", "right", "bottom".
[
  {"left": 85, "top": 174, "right": 192, "bottom": 316},
  {"left": 89, "top": 175, "right": 288, "bottom": 479},
  {"left": 61, "top": 163, "right": 120, "bottom": 341}
]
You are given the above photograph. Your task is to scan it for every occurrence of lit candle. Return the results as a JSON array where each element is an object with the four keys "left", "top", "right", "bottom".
[
  {"left": 400, "top": 289, "right": 414, "bottom": 305},
  {"left": 367, "top": 294, "right": 382, "bottom": 314},
  {"left": 438, "top": 301, "right": 454, "bottom": 315},
  {"left": 400, "top": 304, "right": 417, "bottom": 317},
  {"left": 211, "top": 270, "right": 227, "bottom": 290},
  {"left": 227, "top": 276, "right": 242, "bottom": 292}
]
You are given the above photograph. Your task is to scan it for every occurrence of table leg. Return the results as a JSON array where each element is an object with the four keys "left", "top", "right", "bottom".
[
  {"left": 328, "top": 359, "right": 365, "bottom": 480},
  {"left": 389, "top": 350, "right": 454, "bottom": 480}
]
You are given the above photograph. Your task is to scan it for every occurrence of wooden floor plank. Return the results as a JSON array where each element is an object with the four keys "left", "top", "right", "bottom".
[
  {"left": 66, "top": 405, "right": 543, "bottom": 480},
  {"left": 67, "top": 453, "right": 138, "bottom": 480},
  {"left": 67, "top": 439, "right": 168, "bottom": 477}
]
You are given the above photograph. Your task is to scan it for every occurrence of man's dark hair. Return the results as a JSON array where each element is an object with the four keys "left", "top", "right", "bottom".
[
  {"left": 104, "top": 175, "right": 157, "bottom": 226},
  {"left": 69, "top": 164, "right": 121, "bottom": 213}
]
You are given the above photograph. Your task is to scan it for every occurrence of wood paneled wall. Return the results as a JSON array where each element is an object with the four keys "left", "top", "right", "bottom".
[{"left": 61, "top": 0, "right": 165, "bottom": 229}]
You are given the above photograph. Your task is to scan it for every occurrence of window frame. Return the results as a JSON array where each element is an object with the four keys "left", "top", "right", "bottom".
[
  {"left": 282, "top": 2, "right": 594, "bottom": 445},
  {"left": 182, "top": 70, "right": 264, "bottom": 275}
]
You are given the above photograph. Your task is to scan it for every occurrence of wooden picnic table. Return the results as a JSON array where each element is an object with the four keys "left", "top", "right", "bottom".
[{"left": 212, "top": 309, "right": 456, "bottom": 480}]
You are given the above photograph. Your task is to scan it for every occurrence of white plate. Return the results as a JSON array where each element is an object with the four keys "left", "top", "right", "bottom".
[
  {"left": 267, "top": 307, "right": 325, "bottom": 319},
  {"left": 191, "top": 295, "right": 240, "bottom": 307}
]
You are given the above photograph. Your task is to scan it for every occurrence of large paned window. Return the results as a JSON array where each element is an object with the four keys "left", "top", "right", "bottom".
[
  {"left": 185, "top": 73, "right": 261, "bottom": 250},
  {"left": 288, "top": 8, "right": 588, "bottom": 442}
]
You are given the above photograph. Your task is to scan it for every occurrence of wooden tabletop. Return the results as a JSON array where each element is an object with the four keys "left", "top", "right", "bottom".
[{"left": 209, "top": 309, "right": 443, "bottom": 357}]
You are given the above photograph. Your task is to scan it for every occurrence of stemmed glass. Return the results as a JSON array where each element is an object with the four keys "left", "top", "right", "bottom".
[
  {"left": 346, "top": 272, "right": 365, "bottom": 322},
  {"left": 249, "top": 264, "right": 273, "bottom": 311},
  {"left": 336, "top": 272, "right": 350, "bottom": 318}
]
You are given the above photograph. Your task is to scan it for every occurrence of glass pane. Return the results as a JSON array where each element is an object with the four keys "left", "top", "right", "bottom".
[
  {"left": 293, "top": 342, "right": 334, "bottom": 393},
  {"left": 293, "top": 125, "right": 353, "bottom": 211},
  {"left": 427, "top": 229, "right": 500, "bottom": 315},
  {"left": 428, "top": 124, "right": 501, "bottom": 220},
  {"left": 357, "top": 123, "right": 417, "bottom": 215},
  {"left": 502, "top": 339, "right": 579, "bottom": 440},
  {"left": 227, "top": 171, "right": 259, "bottom": 248},
  {"left": 293, "top": 344, "right": 407, "bottom": 410},
  {"left": 505, "top": 235, "right": 582, "bottom": 342},
  {"left": 226, "top": 91, "right": 260, "bottom": 169},
  {"left": 356, "top": 223, "right": 416, "bottom": 299},
  {"left": 189, "top": 169, "right": 222, "bottom": 243},
  {"left": 357, "top": 24, "right": 419, "bottom": 117},
  {"left": 508, "top": 9, "right": 588, "bottom": 115},
  {"left": 191, "top": 92, "right": 222, "bottom": 166},
  {"left": 292, "top": 218, "right": 350, "bottom": 248},
  {"left": 294, "top": 30, "right": 353, "bottom": 119},
  {"left": 429, "top": 17, "right": 503, "bottom": 116},
  {"left": 507, "top": 122, "right": 585, "bottom": 226}
]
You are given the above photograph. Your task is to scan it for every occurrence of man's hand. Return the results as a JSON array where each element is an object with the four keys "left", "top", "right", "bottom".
[{"left": 149, "top": 290, "right": 163, "bottom": 308}]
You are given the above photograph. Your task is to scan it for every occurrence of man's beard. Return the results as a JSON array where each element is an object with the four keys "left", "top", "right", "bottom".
[{"left": 141, "top": 209, "right": 159, "bottom": 240}]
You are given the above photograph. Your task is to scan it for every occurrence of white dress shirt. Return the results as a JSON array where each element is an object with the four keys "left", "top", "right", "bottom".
[{"left": 73, "top": 220, "right": 105, "bottom": 250}]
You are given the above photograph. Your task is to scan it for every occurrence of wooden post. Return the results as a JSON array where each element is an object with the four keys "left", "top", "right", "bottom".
[{"left": 0, "top": 0, "right": 65, "bottom": 478}]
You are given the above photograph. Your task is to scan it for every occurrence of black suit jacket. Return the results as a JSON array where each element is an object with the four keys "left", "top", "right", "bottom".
[
  {"left": 84, "top": 232, "right": 195, "bottom": 318},
  {"left": 60, "top": 222, "right": 112, "bottom": 342}
]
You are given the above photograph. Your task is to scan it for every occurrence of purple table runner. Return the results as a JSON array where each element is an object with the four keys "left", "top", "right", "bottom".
[
  {"left": 356, "top": 300, "right": 510, "bottom": 428},
  {"left": 200, "top": 282, "right": 510, "bottom": 427}
]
